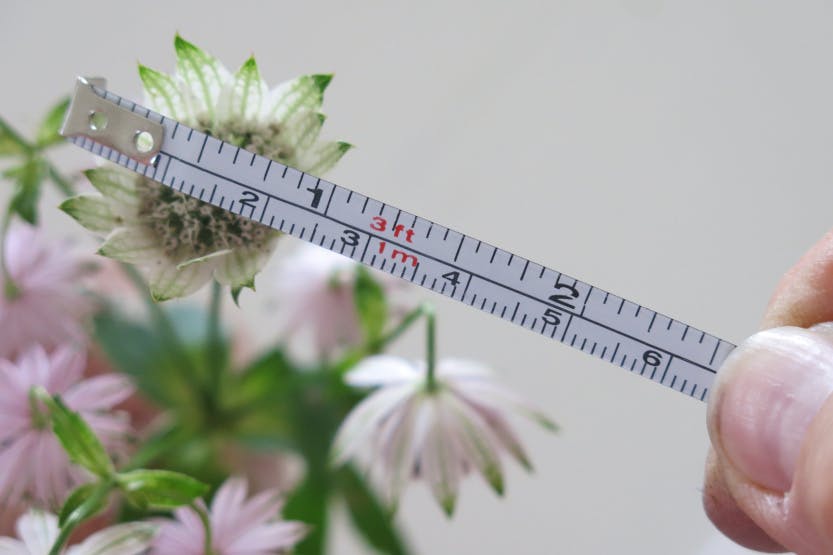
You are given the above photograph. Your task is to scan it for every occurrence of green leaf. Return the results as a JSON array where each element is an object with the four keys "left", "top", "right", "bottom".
[
  {"left": 59, "top": 483, "right": 107, "bottom": 527},
  {"left": 92, "top": 306, "right": 210, "bottom": 412},
  {"left": 5, "top": 158, "right": 46, "bottom": 224},
  {"left": 337, "top": 466, "right": 411, "bottom": 555},
  {"left": 38, "top": 392, "right": 114, "bottom": 479},
  {"left": 36, "top": 96, "right": 70, "bottom": 148},
  {"left": 138, "top": 64, "right": 187, "bottom": 120},
  {"left": 354, "top": 267, "right": 387, "bottom": 343},
  {"left": 0, "top": 117, "right": 27, "bottom": 157},
  {"left": 118, "top": 469, "right": 208, "bottom": 510}
]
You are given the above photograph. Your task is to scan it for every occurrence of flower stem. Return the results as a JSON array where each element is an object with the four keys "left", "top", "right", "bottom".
[
  {"left": 46, "top": 163, "right": 75, "bottom": 197},
  {"left": 206, "top": 281, "right": 224, "bottom": 399},
  {"left": 424, "top": 303, "right": 438, "bottom": 392},
  {"left": 192, "top": 502, "right": 214, "bottom": 555},
  {"left": 121, "top": 262, "right": 197, "bottom": 378},
  {"left": 0, "top": 209, "right": 19, "bottom": 300},
  {"left": 48, "top": 481, "right": 112, "bottom": 555}
]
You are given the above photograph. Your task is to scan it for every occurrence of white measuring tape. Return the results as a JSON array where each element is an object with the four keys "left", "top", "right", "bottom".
[{"left": 61, "top": 77, "right": 736, "bottom": 402}]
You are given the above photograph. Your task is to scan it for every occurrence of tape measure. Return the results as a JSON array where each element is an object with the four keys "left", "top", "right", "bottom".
[{"left": 61, "top": 77, "right": 736, "bottom": 402}]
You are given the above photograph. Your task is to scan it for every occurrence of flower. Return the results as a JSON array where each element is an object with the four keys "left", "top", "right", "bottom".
[
  {"left": 61, "top": 35, "right": 351, "bottom": 301},
  {"left": 332, "top": 355, "right": 557, "bottom": 515},
  {"left": 0, "top": 345, "right": 133, "bottom": 507},
  {"left": 270, "top": 243, "right": 398, "bottom": 356},
  {"left": 152, "top": 476, "right": 306, "bottom": 555},
  {"left": 0, "top": 509, "right": 156, "bottom": 555},
  {"left": 0, "top": 220, "right": 92, "bottom": 358}
]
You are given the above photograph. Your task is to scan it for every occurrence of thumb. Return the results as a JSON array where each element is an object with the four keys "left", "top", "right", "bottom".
[{"left": 708, "top": 324, "right": 833, "bottom": 553}]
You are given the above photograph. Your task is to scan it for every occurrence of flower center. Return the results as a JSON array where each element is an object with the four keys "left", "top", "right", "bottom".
[{"left": 137, "top": 119, "right": 291, "bottom": 260}]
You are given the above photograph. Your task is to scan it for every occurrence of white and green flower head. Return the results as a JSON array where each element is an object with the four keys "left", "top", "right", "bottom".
[{"left": 62, "top": 35, "right": 351, "bottom": 300}]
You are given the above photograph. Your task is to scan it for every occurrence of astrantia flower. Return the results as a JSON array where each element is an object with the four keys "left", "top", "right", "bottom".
[
  {"left": 0, "top": 345, "right": 133, "bottom": 507},
  {"left": 152, "top": 476, "right": 306, "bottom": 555},
  {"left": 0, "top": 221, "right": 92, "bottom": 358},
  {"left": 332, "top": 356, "right": 557, "bottom": 515},
  {"left": 0, "top": 509, "right": 156, "bottom": 555},
  {"left": 61, "top": 35, "right": 351, "bottom": 300}
]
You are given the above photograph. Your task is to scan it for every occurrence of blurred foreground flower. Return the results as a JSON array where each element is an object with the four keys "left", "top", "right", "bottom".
[
  {"left": 0, "top": 220, "right": 92, "bottom": 358},
  {"left": 333, "top": 355, "right": 557, "bottom": 515},
  {"left": 152, "top": 476, "right": 306, "bottom": 555},
  {"left": 62, "top": 35, "right": 351, "bottom": 300},
  {"left": 0, "top": 509, "right": 155, "bottom": 555},
  {"left": 272, "top": 243, "right": 398, "bottom": 356},
  {"left": 0, "top": 345, "right": 133, "bottom": 507}
]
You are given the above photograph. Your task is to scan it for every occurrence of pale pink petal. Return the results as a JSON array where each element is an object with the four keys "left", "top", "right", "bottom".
[
  {"left": 331, "top": 383, "right": 416, "bottom": 465},
  {"left": 68, "top": 522, "right": 157, "bottom": 555},
  {"left": 210, "top": 476, "right": 248, "bottom": 545},
  {"left": 436, "top": 358, "right": 493, "bottom": 380},
  {"left": 16, "top": 510, "right": 58, "bottom": 555},
  {"left": 64, "top": 375, "right": 135, "bottom": 411},
  {"left": 225, "top": 521, "right": 307, "bottom": 553},
  {"left": 0, "top": 538, "right": 29, "bottom": 554},
  {"left": 345, "top": 356, "right": 422, "bottom": 388}
]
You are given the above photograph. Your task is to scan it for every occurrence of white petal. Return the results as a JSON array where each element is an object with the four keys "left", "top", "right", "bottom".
[
  {"left": 446, "top": 394, "right": 505, "bottom": 494},
  {"left": 436, "top": 358, "right": 493, "bottom": 380},
  {"left": 67, "top": 522, "right": 156, "bottom": 555},
  {"left": 0, "top": 539, "right": 29, "bottom": 555},
  {"left": 420, "top": 399, "right": 462, "bottom": 516},
  {"left": 455, "top": 379, "right": 558, "bottom": 432},
  {"left": 331, "top": 383, "right": 415, "bottom": 465},
  {"left": 345, "top": 356, "right": 422, "bottom": 388},
  {"left": 97, "top": 228, "right": 164, "bottom": 265},
  {"left": 16, "top": 510, "right": 58, "bottom": 555}
]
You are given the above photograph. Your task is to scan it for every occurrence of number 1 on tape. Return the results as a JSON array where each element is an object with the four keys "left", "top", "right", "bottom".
[{"left": 60, "top": 77, "right": 736, "bottom": 402}]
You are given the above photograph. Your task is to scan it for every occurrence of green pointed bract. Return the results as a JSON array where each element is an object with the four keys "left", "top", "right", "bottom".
[
  {"left": 213, "top": 243, "right": 272, "bottom": 290},
  {"left": 266, "top": 73, "right": 331, "bottom": 121},
  {"left": 98, "top": 228, "right": 163, "bottom": 264},
  {"left": 302, "top": 141, "right": 353, "bottom": 175},
  {"left": 284, "top": 111, "right": 326, "bottom": 152},
  {"left": 60, "top": 195, "right": 119, "bottom": 234},
  {"left": 173, "top": 34, "right": 229, "bottom": 122},
  {"left": 83, "top": 167, "right": 140, "bottom": 206},
  {"left": 228, "top": 56, "right": 266, "bottom": 121},
  {"left": 139, "top": 64, "right": 188, "bottom": 120},
  {"left": 147, "top": 257, "right": 215, "bottom": 302}
]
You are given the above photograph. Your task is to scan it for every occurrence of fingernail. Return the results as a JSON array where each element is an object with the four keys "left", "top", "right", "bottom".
[{"left": 710, "top": 326, "right": 833, "bottom": 492}]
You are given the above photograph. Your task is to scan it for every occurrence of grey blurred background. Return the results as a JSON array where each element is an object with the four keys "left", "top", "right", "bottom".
[{"left": 2, "top": 1, "right": 832, "bottom": 553}]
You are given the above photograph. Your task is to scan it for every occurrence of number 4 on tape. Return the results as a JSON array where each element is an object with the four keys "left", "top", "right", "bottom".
[{"left": 61, "top": 77, "right": 736, "bottom": 402}]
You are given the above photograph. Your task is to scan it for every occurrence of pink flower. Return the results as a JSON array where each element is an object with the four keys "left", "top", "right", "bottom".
[
  {"left": 0, "top": 345, "right": 133, "bottom": 507},
  {"left": 270, "top": 243, "right": 400, "bottom": 357},
  {"left": 0, "top": 221, "right": 93, "bottom": 358},
  {"left": 152, "top": 477, "right": 306, "bottom": 555},
  {"left": 332, "top": 356, "right": 558, "bottom": 515}
]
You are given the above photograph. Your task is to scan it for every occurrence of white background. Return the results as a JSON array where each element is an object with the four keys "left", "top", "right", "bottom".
[{"left": 3, "top": 1, "right": 832, "bottom": 553}]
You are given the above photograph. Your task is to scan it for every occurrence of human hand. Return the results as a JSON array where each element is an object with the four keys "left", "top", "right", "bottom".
[{"left": 704, "top": 229, "right": 833, "bottom": 554}]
